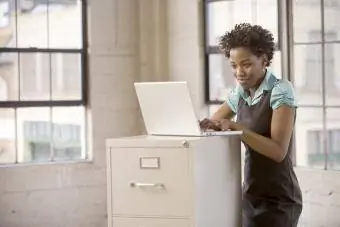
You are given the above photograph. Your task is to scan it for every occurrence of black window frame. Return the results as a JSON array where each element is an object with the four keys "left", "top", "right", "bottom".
[
  {"left": 0, "top": 0, "right": 89, "bottom": 108},
  {"left": 0, "top": 0, "right": 89, "bottom": 164},
  {"left": 292, "top": 0, "right": 340, "bottom": 170},
  {"left": 202, "top": 0, "right": 281, "bottom": 105}
]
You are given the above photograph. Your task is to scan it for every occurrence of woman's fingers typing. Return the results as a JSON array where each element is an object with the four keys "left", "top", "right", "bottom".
[{"left": 199, "top": 118, "right": 222, "bottom": 131}]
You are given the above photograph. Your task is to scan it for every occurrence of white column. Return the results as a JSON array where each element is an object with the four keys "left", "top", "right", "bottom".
[
  {"left": 167, "top": 0, "right": 208, "bottom": 119},
  {"left": 89, "top": 0, "right": 141, "bottom": 166},
  {"left": 138, "top": 0, "right": 169, "bottom": 83}
]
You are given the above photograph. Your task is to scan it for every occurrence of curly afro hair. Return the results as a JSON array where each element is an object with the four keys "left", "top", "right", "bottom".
[{"left": 219, "top": 23, "right": 275, "bottom": 67}]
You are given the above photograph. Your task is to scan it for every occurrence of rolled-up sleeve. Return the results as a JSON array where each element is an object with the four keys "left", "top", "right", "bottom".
[
  {"left": 270, "top": 80, "right": 297, "bottom": 110},
  {"left": 225, "top": 87, "right": 240, "bottom": 114}
]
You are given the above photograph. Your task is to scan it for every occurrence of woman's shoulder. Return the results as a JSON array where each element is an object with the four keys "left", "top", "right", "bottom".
[
  {"left": 225, "top": 86, "right": 242, "bottom": 113},
  {"left": 272, "top": 78, "right": 295, "bottom": 93},
  {"left": 270, "top": 78, "right": 297, "bottom": 109}
]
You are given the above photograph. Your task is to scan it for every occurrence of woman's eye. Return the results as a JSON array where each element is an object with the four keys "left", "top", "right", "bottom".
[{"left": 243, "top": 63, "right": 252, "bottom": 67}]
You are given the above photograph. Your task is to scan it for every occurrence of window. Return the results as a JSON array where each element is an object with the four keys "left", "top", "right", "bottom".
[
  {"left": 0, "top": 0, "right": 88, "bottom": 164},
  {"left": 293, "top": 0, "right": 340, "bottom": 170},
  {"left": 206, "top": 0, "right": 340, "bottom": 172},
  {"left": 203, "top": 0, "right": 281, "bottom": 104},
  {"left": 296, "top": 31, "right": 336, "bottom": 92},
  {"left": 306, "top": 129, "right": 340, "bottom": 170}
]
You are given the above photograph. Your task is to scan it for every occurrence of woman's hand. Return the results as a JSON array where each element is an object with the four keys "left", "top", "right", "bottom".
[
  {"left": 217, "top": 119, "right": 234, "bottom": 131},
  {"left": 199, "top": 118, "right": 221, "bottom": 131}
]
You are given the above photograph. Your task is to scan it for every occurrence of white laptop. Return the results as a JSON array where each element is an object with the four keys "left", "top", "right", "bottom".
[{"left": 134, "top": 81, "right": 242, "bottom": 137}]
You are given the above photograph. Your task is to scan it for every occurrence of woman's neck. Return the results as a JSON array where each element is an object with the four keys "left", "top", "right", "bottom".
[{"left": 248, "top": 69, "right": 267, "bottom": 97}]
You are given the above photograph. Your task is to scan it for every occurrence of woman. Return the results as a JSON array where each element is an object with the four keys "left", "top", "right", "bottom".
[{"left": 201, "top": 23, "right": 303, "bottom": 227}]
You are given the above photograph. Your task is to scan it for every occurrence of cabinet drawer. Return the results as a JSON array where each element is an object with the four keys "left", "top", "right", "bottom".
[
  {"left": 109, "top": 147, "right": 192, "bottom": 217},
  {"left": 112, "top": 217, "right": 190, "bottom": 227}
]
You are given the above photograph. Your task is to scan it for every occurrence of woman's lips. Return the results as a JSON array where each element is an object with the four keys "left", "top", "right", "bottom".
[{"left": 237, "top": 78, "right": 249, "bottom": 84}]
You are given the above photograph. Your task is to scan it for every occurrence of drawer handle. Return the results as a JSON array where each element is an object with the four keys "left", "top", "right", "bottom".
[{"left": 130, "top": 182, "right": 165, "bottom": 189}]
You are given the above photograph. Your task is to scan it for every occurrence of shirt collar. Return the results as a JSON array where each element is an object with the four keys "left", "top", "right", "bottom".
[{"left": 237, "top": 69, "right": 277, "bottom": 100}]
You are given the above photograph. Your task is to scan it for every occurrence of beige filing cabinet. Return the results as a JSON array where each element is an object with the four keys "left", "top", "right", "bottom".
[{"left": 106, "top": 135, "right": 242, "bottom": 227}]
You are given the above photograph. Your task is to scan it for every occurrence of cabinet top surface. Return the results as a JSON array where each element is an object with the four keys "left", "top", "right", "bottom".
[
  {"left": 106, "top": 134, "right": 240, "bottom": 148},
  {"left": 107, "top": 135, "right": 200, "bottom": 143}
]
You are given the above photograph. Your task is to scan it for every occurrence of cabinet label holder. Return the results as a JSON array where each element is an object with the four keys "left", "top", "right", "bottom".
[{"left": 139, "top": 157, "right": 160, "bottom": 169}]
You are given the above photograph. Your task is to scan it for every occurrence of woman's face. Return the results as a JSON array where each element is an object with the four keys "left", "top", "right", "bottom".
[{"left": 229, "top": 47, "right": 267, "bottom": 90}]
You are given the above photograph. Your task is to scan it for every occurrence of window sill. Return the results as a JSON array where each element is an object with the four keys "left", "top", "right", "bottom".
[{"left": 0, "top": 159, "right": 94, "bottom": 168}]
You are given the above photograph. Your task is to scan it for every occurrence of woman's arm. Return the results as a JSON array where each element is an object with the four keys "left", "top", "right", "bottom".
[
  {"left": 222, "top": 79, "right": 297, "bottom": 163},
  {"left": 211, "top": 87, "right": 239, "bottom": 121},
  {"left": 211, "top": 104, "right": 236, "bottom": 121},
  {"left": 229, "top": 105, "right": 295, "bottom": 162},
  {"left": 201, "top": 88, "right": 239, "bottom": 130}
]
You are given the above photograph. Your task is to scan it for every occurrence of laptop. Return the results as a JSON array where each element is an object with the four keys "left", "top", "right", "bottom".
[{"left": 134, "top": 81, "right": 242, "bottom": 137}]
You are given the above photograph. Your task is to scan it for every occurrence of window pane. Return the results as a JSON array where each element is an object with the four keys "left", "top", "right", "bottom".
[
  {"left": 206, "top": 0, "right": 278, "bottom": 46},
  {"left": 52, "top": 106, "right": 85, "bottom": 161},
  {"left": 0, "top": 52, "right": 19, "bottom": 101},
  {"left": 48, "top": 0, "right": 82, "bottom": 48},
  {"left": 51, "top": 53, "right": 81, "bottom": 100},
  {"left": 208, "top": 53, "right": 237, "bottom": 101},
  {"left": 293, "top": 0, "right": 322, "bottom": 43},
  {"left": 324, "top": 0, "right": 340, "bottom": 42},
  {"left": 325, "top": 43, "right": 340, "bottom": 106},
  {"left": 17, "top": 0, "right": 48, "bottom": 48},
  {"left": 0, "top": 108, "right": 15, "bottom": 163},
  {"left": 269, "top": 51, "right": 282, "bottom": 79},
  {"left": 0, "top": 0, "right": 14, "bottom": 48},
  {"left": 19, "top": 52, "right": 82, "bottom": 101},
  {"left": 17, "top": 107, "right": 51, "bottom": 163},
  {"left": 15, "top": 0, "right": 81, "bottom": 48},
  {"left": 326, "top": 108, "right": 340, "bottom": 170},
  {"left": 19, "top": 52, "right": 51, "bottom": 101},
  {"left": 295, "top": 107, "right": 325, "bottom": 169},
  {"left": 18, "top": 0, "right": 36, "bottom": 12},
  {"left": 293, "top": 44, "right": 323, "bottom": 105},
  {"left": 208, "top": 104, "right": 221, "bottom": 116},
  {"left": 252, "top": 0, "right": 279, "bottom": 42}
]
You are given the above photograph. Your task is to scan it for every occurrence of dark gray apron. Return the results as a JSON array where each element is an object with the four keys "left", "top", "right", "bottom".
[{"left": 237, "top": 90, "right": 303, "bottom": 227}]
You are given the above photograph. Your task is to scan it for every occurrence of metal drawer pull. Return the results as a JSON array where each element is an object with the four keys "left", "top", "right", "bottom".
[{"left": 130, "top": 182, "right": 165, "bottom": 189}]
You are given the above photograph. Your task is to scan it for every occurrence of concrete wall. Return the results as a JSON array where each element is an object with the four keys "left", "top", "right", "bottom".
[
  {"left": 0, "top": 0, "right": 339, "bottom": 227},
  {"left": 296, "top": 168, "right": 340, "bottom": 226}
]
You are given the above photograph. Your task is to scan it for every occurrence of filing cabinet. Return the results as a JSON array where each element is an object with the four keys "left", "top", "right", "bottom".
[{"left": 106, "top": 135, "right": 242, "bottom": 227}]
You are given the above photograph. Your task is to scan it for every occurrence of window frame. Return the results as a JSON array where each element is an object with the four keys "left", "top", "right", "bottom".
[
  {"left": 292, "top": 0, "right": 340, "bottom": 170},
  {"left": 0, "top": 0, "right": 89, "bottom": 164},
  {"left": 0, "top": 0, "right": 89, "bottom": 108},
  {"left": 202, "top": 0, "right": 281, "bottom": 105},
  {"left": 203, "top": 0, "right": 340, "bottom": 170},
  {"left": 204, "top": 0, "right": 296, "bottom": 165}
]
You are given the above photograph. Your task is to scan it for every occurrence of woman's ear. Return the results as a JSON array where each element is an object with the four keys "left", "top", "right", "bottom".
[{"left": 262, "top": 55, "right": 268, "bottom": 67}]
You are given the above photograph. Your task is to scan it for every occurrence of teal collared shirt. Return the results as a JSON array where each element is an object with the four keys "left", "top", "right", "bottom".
[{"left": 225, "top": 69, "right": 297, "bottom": 113}]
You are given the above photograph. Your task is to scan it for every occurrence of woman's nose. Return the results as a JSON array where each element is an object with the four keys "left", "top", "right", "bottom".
[{"left": 236, "top": 68, "right": 245, "bottom": 77}]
